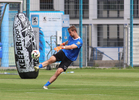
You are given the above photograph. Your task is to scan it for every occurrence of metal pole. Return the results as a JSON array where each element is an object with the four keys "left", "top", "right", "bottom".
[
  {"left": 85, "top": 26, "right": 87, "bottom": 66},
  {"left": 130, "top": 0, "right": 133, "bottom": 67},
  {"left": 20, "top": 0, "right": 23, "bottom": 12},
  {"left": 123, "top": 24, "right": 127, "bottom": 68},
  {"left": 79, "top": 0, "right": 83, "bottom": 68},
  {"left": 26, "top": 0, "right": 30, "bottom": 20}
]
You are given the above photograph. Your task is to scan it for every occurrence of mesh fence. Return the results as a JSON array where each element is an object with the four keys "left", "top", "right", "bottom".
[{"left": 0, "top": 0, "right": 138, "bottom": 69}]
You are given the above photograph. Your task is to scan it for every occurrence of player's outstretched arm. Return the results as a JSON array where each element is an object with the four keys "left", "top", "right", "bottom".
[
  {"left": 54, "top": 44, "right": 78, "bottom": 52},
  {"left": 63, "top": 44, "right": 78, "bottom": 50},
  {"left": 60, "top": 41, "right": 68, "bottom": 46},
  {"left": 54, "top": 46, "right": 62, "bottom": 52}
]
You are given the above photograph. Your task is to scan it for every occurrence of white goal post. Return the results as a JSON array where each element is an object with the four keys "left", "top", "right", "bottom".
[{"left": 0, "top": 0, "right": 23, "bottom": 12}]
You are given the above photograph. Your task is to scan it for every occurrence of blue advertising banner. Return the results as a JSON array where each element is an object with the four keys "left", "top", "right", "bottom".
[
  {"left": 62, "top": 27, "right": 69, "bottom": 43},
  {"left": 62, "top": 15, "right": 69, "bottom": 27}
]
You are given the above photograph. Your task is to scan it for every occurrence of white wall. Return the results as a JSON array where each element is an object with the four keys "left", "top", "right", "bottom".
[
  {"left": 90, "top": 0, "right": 97, "bottom": 20},
  {"left": 54, "top": 0, "right": 64, "bottom": 11},
  {"left": 124, "top": 0, "right": 130, "bottom": 21},
  {"left": 92, "top": 24, "right": 97, "bottom": 47},
  {"left": 97, "top": 47, "right": 123, "bottom": 60},
  {"left": 30, "top": 0, "right": 39, "bottom": 11}
]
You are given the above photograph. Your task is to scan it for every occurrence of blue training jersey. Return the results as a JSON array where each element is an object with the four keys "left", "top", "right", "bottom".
[{"left": 62, "top": 36, "right": 83, "bottom": 61}]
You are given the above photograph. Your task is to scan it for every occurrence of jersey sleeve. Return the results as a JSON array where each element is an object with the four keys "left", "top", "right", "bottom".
[{"left": 75, "top": 39, "right": 83, "bottom": 48}]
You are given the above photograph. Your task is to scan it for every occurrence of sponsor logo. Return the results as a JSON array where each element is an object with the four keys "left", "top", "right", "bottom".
[
  {"left": 15, "top": 20, "right": 26, "bottom": 69},
  {"left": 43, "top": 16, "right": 47, "bottom": 22},
  {"left": 77, "top": 41, "right": 80, "bottom": 45},
  {"left": 64, "top": 65, "right": 67, "bottom": 70},
  {"left": 32, "top": 17, "right": 38, "bottom": 25}
]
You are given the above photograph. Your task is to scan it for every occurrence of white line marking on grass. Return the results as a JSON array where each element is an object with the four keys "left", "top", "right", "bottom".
[
  {"left": 3, "top": 89, "right": 43, "bottom": 92},
  {"left": 84, "top": 94, "right": 114, "bottom": 96},
  {"left": 26, "top": 92, "right": 55, "bottom": 94},
  {"left": 47, "top": 88, "right": 92, "bottom": 90}
]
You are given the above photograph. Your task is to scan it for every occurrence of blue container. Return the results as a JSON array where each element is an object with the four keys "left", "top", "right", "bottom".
[{"left": 0, "top": 43, "right": 2, "bottom": 58}]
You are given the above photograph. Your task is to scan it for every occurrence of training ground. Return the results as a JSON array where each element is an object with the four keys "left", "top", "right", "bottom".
[{"left": 0, "top": 67, "right": 139, "bottom": 100}]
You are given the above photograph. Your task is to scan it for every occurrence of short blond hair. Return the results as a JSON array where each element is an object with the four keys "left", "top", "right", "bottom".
[{"left": 68, "top": 25, "right": 77, "bottom": 32}]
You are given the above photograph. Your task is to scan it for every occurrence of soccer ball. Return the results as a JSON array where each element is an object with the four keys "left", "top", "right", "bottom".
[{"left": 31, "top": 50, "right": 40, "bottom": 59}]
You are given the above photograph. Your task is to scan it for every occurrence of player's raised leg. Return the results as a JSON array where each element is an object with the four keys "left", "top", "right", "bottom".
[{"left": 34, "top": 56, "right": 56, "bottom": 71}]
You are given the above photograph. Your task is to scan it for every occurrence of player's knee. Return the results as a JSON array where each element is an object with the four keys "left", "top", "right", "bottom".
[
  {"left": 56, "top": 68, "right": 64, "bottom": 75},
  {"left": 48, "top": 56, "right": 56, "bottom": 63}
]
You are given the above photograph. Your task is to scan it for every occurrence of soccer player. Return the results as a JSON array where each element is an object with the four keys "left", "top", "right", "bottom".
[{"left": 34, "top": 25, "right": 83, "bottom": 89}]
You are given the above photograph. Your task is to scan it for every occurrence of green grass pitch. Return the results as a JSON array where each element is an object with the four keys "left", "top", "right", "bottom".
[{"left": 0, "top": 68, "right": 139, "bottom": 100}]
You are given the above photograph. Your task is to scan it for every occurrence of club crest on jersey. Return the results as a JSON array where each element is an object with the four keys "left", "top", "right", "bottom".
[{"left": 77, "top": 41, "right": 81, "bottom": 45}]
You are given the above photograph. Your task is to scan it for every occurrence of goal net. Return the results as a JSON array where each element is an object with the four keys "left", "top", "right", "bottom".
[{"left": 0, "top": 0, "right": 23, "bottom": 74}]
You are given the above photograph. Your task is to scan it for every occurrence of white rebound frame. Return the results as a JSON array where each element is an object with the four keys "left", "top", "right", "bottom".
[{"left": 0, "top": 0, "right": 23, "bottom": 12}]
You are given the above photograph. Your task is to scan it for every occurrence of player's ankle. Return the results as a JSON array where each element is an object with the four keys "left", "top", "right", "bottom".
[
  {"left": 44, "top": 81, "right": 51, "bottom": 86},
  {"left": 39, "top": 64, "right": 43, "bottom": 68}
]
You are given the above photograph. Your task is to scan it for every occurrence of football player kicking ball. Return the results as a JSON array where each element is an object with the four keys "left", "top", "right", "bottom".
[{"left": 34, "top": 25, "right": 83, "bottom": 89}]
